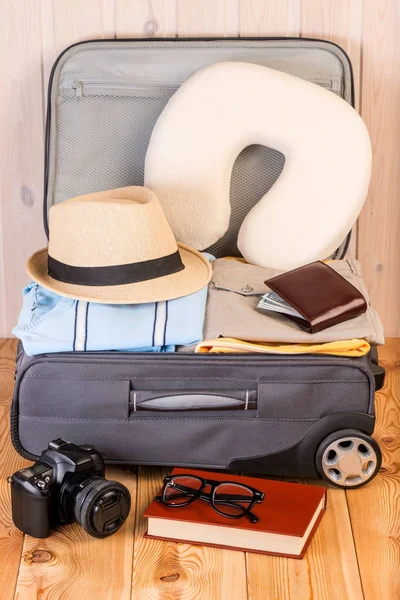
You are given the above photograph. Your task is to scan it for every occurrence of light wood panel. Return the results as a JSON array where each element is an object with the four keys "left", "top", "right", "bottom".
[
  {"left": 0, "top": 1, "right": 47, "bottom": 338},
  {"left": 116, "top": 0, "right": 177, "bottom": 37},
  {"left": 177, "top": 0, "right": 239, "bottom": 36},
  {"left": 131, "top": 466, "right": 247, "bottom": 600},
  {"left": 0, "top": 211, "right": 5, "bottom": 336},
  {"left": 357, "top": 0, "right": 400, "bottom": 336},
  {"left": 346, "top": 339, "right": 400, "bottom": 600},
  {"left": 239, "top": 0, "right": 300, "bottom": 37}
]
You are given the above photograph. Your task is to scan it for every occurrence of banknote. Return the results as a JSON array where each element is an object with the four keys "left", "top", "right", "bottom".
[{"left": 258, "top": 290, "right": 305, "bottom": 320}]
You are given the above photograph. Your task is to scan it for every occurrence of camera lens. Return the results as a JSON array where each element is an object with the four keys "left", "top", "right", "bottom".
[{"left": 72, "top": 476, "right": 131, "bottom": 538}]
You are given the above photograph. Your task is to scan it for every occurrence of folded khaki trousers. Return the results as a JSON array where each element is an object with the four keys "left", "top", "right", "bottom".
[{"left": 203, "top": 259, "right": 384, "bottom": 345}]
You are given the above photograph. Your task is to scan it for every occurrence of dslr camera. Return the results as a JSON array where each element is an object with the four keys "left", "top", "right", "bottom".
[{"left": 9, "top": 439, "right": 131, "bottom": 538}]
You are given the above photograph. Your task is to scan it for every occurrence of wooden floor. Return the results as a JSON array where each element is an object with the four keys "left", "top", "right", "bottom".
[{"left": 0, "top": 339, "right": 399, "bottom": 599}]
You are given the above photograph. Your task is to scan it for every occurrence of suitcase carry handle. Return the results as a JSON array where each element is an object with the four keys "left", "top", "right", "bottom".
[{"left": 129, "top": 390, "right": 257, "bottom": 412}]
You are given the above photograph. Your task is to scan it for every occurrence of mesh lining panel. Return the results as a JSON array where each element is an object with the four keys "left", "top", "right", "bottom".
[
  {"left": 207, "top": 145, "right": 285, "bottom": 257},
  {"left": 55, "top": 92, "right": 172, "bottom": 204},
  {"left": 55, "top": 89, "right": 347, "bottom": 258}
]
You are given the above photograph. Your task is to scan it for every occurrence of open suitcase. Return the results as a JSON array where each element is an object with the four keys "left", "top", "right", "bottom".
[{"left": 12, "top": 38, "right": 385, "bottom": 489}]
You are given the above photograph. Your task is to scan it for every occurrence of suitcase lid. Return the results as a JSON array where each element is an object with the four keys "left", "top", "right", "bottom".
[{"left": 44, "top": 37, "right": 354, "bottom": 258}]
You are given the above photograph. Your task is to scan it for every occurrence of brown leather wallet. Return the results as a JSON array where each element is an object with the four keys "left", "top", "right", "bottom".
[{"left": 265, "top": 261, "right": 368, "bottom": 334}]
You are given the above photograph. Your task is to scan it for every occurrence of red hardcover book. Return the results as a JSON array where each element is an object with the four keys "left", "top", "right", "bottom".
[{"left": 144, "top": 468, "right": 327, "bottom": 559}]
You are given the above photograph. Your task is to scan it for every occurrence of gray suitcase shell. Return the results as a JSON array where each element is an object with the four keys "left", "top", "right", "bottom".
[{"left": 12, "top": 38, "right": 381, "bottom": 483}]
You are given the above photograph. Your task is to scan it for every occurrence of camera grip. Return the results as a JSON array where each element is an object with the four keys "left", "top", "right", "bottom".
[{"left": 10, "top": 474, "right": 52, "bottom": 538}]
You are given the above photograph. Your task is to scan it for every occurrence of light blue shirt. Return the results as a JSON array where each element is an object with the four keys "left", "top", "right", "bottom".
[{"left": 13, "top": 281, "right": 208, "bottom": 356}]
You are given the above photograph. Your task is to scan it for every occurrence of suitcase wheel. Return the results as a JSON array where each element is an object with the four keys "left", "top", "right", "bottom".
[{"left": 315, "top": 429, "right": 382, "bottom": 489}]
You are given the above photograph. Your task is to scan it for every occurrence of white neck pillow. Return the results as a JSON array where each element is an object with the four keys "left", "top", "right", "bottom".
[{"left": 144, "top": 62, "right": 371, "bottom": 270}]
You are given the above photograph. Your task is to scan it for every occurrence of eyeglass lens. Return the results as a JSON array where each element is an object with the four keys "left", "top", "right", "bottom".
[
  {"left": 164, "top": 475, "right": 202, "bottom": 505},
  {"left": 213, "top": 483, "right": 254, "bottom": 516}
]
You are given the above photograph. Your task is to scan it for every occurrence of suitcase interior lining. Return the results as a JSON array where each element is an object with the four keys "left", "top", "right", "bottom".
[{"left": 45, "top": 39, "right": 353, "bottom": 258}]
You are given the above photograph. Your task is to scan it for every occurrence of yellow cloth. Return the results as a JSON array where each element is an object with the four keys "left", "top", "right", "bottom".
[
  {"left": 223, "top": 256, "right": 247, "bottom": 262},
  {"left": 195, "top": 337, "right": 370, "bottom": 357},
  {"left": 223, "top": 256, "right": 334, "bottom": 264}
]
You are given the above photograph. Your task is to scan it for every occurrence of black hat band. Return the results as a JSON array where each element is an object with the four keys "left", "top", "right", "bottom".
[{"left": 47, "top": 250, "right": 185, "bottom": 287}]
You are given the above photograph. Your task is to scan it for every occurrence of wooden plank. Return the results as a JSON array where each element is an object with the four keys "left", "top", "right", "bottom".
[
  {"left": 0, "top": 1, "right": 47, "bottom": 338},
  {"left": 239, "top": 0, "right": 300, "bottom": 37},
  {"left": 14, "top": 466, "right": 137, "bottom": 600},
  {"left": 177, "top": 0, "right": 239, "bottom": 36},
  {"left": 357, "top": 0, "right": 400, "bottom": 336},
  {"left": 246, "top": 481, "right": 363, "bottom": 600},
  {"left": 41, "top": 0, "right": 116, "bottom": 95},
  {"left": 300, "top": 0, "right": 363, "bottom": 259},
  {"left": 346, "top": 338, "right": 400, "bottom": 600},
  {"left": 132, "top": 466, "right": 248, "bottom": 600},
  {"left": 0, "top": 213, "right": 6, "bottom": 336},
  {"left": 116, "top": 0, "right": 177, "bottom": 37},
  {"left": 0, "top": 2, "right": 117, "bottom": 339},
  {"left": 0, "top": 339, "right": 29, "bottom": 600}
]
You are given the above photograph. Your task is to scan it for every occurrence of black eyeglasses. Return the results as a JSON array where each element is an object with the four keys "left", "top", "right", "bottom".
[{"left": 156, "top": 474, "right": 265, "bottom": 523}]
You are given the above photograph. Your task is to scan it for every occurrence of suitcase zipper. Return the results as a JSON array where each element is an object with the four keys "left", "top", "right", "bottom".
[
  {"left": 13, "top": 350, "right": 371, "bottom": 368},
  {"left": 310, "top": 79, "right": 335, "bottom": 88},
  {"left": 72, "top": 80, "right": 83, "bottom": 100},
  {"left": 64, "top": 79, "right": 180, "bottom": 100},
  {"left": 65, "top": 78, "right": 335, "bottom": 101}
]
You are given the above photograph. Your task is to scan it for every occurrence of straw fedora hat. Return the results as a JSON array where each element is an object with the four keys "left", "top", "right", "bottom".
[{"left": 27, "top": 186, "right": 212, "bottom": 304}]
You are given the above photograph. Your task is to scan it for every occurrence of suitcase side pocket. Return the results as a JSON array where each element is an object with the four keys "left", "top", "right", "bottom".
[
  {"left": 19, "top": 376, "right": 130, "bottom": 419},
  {"left": 257, "top": 379, "right": 370, "bottom": 420}
]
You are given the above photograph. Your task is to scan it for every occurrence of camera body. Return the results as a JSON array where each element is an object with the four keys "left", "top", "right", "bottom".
[{"left": 10, "top": 439, "right": 130, "bottom": 538}]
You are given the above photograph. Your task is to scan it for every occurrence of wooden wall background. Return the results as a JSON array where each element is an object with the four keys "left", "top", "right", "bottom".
[{"left": 0, "top": 0, "right": 399, "bottom": 336}]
